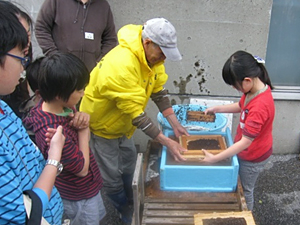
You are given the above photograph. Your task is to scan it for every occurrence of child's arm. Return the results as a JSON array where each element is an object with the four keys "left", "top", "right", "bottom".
[
  {"left": 34, "top": 126, "right": 65, "bottom": 197},
  {"left": 75, "top": 124, "right": 90, "bottom": 177},
  {"left": 201, "top": 136, "right": 252, "bottom": 164},
  {"left": 46, "top": 125, "right": 91, "bottom": 177},
  {"left": 205, "top": 102, "right": 241, "bottom": 114}
]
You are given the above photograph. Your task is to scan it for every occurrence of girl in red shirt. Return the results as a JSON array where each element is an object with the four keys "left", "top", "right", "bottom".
[{"left": 202, "top": 50, "right": 275, "bottom": 210}]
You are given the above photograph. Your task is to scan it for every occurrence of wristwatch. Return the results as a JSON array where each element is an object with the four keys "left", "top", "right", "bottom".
[{"left": 46, "top": 159, "right": 63, "bottom": 176}]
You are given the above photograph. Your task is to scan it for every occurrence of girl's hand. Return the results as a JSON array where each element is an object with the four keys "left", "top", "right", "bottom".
[
  {"left": 68, "top": 111, "right": 90, "bottom": 129},
  {"left": 204, "top": 107, "right": 216, "bottom": 114},
  {"left": 199, "top": 149, "right": 217, "bottom": 164}
]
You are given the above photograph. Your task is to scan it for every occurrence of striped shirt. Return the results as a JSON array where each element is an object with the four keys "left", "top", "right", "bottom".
[
  {"left": 23, "top": 101, "right": 102, "bottom": 200},
  {"left": 0, "top": 100, "right": 63, "bottom": 225}
]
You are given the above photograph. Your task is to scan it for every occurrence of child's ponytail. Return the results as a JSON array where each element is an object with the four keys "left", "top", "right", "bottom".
[{"left": 258, "top": 63, "right": 274, "bottom": 90}]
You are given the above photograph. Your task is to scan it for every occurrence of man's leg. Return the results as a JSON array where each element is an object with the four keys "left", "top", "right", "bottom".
[
  {"left": 119, "top": 136, "right": 137, "bottom": 205},
  {"left": 89, "top": 133, "right": 136, "bottom": 224}
]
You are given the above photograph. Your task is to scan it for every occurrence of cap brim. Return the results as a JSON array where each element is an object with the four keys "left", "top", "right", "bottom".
[{"left": 160, "top": 46, "right": 182, "bottom": 61}]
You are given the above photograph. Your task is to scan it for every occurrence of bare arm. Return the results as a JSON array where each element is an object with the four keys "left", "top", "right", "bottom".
[
  {"left": 205, "top": 102, "right": 241, "bottom": 114},
  {"left": 34, "top": 126, "right": 65, "bottom": 199},
  {"left": 201, "top": 136, "right": 252, "bottom": 164}
]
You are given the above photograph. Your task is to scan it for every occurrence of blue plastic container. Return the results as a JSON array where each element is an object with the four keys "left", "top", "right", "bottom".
[
  {"left": 160, "top": 128, "right": 239, "bottom": 192},
  {"left": 157, "top": 104, "right": 227, "bottom": 132}
]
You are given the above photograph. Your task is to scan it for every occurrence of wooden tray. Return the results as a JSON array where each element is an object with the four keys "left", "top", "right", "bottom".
[
  {"left": 179, "top": 135, "right": 227, "bottom": 160},
  {"left": 194, "top": 211, "right": 256, "bottom": 225},
  {"left": 187, "top": 111, "right": 216, "bottom": 122}
]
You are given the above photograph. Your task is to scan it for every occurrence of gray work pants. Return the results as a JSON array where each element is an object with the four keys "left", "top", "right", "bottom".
[
  {"left": 238, "top": 157, "right": 269, "bottom": 210},
  {"left": 89, "top": 133, "right": 137, "bottom": 195}
]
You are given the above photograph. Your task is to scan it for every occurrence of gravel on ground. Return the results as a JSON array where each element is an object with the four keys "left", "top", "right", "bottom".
[{"left": 253, "top": 154, "right": 300, "bottom": 225}]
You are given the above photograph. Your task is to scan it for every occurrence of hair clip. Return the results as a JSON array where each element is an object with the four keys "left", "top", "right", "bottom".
[{"left": 253, "top": 55, "right": 265, "bottom": 64}]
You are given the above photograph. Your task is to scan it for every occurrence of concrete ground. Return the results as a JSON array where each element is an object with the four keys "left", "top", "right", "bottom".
[{"left": 101, "top": 154, "right": 300, "bottom": 225}]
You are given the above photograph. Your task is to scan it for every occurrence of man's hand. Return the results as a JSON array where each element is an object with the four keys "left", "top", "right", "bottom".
[
  {"left": 167, "top": 138, "right": 188, "bottom": 161},
  {"left": 68, "top": 111, "right": 90, "bottom": 129},
  {"left": 155, "top": 132, "right": 188, "bottom": 162},
  {"left": 173, "top": 123, "right": 189, "bottom": 138},
  {"left": 166, "top": 113, "right": 189, "bottom": 138}
]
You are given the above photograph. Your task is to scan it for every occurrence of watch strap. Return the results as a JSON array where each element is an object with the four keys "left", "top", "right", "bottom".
[{"left": 46, "top": 159, "right": 63, "bottom": 175}]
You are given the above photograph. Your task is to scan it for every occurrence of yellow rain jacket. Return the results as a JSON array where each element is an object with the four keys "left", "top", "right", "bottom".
[{"left": 80, "top": 24, "right": 168, "bottom": 139}]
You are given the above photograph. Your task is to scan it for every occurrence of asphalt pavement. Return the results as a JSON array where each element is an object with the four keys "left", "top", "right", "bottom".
[
  {"left": 253, "top": 154, "right": 300, "bottom": 225},
  {"left": 99, "top": 190, "right": 124, "bottom": 225}
]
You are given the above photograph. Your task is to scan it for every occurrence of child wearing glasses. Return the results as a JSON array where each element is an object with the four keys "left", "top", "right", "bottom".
[
  {"left": 0, "top": 1, "right": 65, "bottom": 224},
  {"left": 23, "top": 52, "right": 106, "bottom": 225},
  {"left": 1, "top": 7, "right": 32, "bottom": 118}
]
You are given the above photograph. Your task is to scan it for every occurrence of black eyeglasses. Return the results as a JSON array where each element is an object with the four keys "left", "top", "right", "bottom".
[{"left": 6, "top": 53, "right": 30, "bottom": 68}]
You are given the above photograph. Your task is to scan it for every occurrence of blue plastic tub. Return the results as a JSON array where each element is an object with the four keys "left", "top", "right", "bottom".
[
  {"left": 157, "top": 104, "right": 227, "bottom": 132},
  {"left": 159, "top": 128, "right": 239, "bottom": 192}
]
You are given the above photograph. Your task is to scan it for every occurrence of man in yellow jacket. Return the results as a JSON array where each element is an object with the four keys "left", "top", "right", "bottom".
[{"left": 80, "top": 17, "right": 188, "bottom": 224}]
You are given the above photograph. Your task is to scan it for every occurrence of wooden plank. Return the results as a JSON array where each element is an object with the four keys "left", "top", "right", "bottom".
[
  {"left": 132, "top": 153, "right": 144, "bottom": 225},
  {"left": 236, "top": 177, "right": 249, "bottom": 211},
  {"left": 142, "top": 217, "right": 194, "bottom": 225},
  {"left": 143, "top": 209, "right": 236, "bottom": 217},
  {"left": 144, "top": 203, "right": 240, "bottom": 211}
]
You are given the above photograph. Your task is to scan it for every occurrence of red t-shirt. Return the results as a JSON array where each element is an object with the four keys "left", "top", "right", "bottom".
[{"left": 235, "top": 86, "right": 275, "bottom": 162}]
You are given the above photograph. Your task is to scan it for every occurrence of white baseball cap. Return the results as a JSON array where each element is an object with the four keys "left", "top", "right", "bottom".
[{"left": 143, "top": 18, "right": 182, "bottom": 61}]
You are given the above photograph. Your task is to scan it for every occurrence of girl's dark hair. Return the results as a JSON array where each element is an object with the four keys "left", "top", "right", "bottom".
[
  {"left": 0, "top": 1, "right": 28, "bottom": 66},
  {"left": 38, "top": 52, "right": 90, "bottom": 102},
  {"left": 26, "top": 56, "right": 45, "bottom": 92},
  {"left": 222, "top": 50, "right": 273, "bottom": 90}
]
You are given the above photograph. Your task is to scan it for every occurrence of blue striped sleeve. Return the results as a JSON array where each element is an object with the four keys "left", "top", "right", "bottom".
[{"left": 33, "top": 187, "right": 48, "bottom": 213}]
